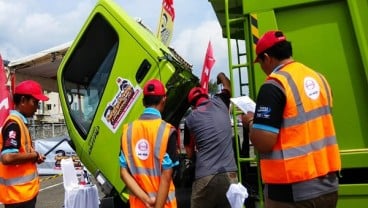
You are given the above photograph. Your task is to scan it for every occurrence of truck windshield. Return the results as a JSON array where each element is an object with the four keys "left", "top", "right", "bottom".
[{"left": 61, "top": 14, "right": 118, "bottom": 137}]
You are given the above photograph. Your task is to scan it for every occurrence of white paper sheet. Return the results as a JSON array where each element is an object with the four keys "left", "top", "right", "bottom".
[{"left": 230, "top": 96, "right": 256, "bottom": 113}]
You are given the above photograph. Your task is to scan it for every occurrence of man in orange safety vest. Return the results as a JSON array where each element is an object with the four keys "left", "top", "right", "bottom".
[
  {"left": 0, "top": 80, "right": 48, "bottom": 208},
  {"left": 243, "top": 30, "right": 341, "bottom": 207},
  {"left": 119, "top": 79, "right": 178, "bottom": 208}
]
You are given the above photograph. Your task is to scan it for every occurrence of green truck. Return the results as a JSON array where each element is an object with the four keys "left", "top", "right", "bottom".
[
  {"left": 57, "top": 0, "right": 368, "bottom": 207},
  {"left": 207, "top": 0, "right": 368, "bottom": 207}
]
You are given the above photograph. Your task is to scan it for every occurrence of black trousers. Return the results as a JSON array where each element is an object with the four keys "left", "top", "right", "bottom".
[
  {"left": 265, "top": 191, "right": 338, "bottom": 208},
  {"left": 4, "top": 196, "right": 37, "bottom": 208}
]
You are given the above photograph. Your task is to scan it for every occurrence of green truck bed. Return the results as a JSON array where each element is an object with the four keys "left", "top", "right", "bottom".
[{"left": 209, "top": 0, "right": 368, "bottom": 207}]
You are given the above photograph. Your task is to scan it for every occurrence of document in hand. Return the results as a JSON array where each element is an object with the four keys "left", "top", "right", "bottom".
[{"left": 230, "top": 96, "right": 256, "bottom": 113}]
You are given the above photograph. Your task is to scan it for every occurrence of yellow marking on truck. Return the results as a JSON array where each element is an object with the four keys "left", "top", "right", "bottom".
[{"left": 250, "top": 13, "right": 259, "bottom": 50}]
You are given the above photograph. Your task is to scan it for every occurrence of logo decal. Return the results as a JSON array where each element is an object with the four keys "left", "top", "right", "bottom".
[
  {"left": 304, "top": 77, "right": 320, "bottom": 100},
  {"left": 135, "top": 139, "right": 149, "bottom": 160},
  {"left": 256, "top": 106, "right": 271, "bottom": 119},
  {"left": 102, "top": 78, "right": 141, "bottom": 133},
  {"left": 5, "top": 130, "right": 18, "bottom": 147},
  {"left": 8, "top": 130, "right": 16, "bottom": 139}
]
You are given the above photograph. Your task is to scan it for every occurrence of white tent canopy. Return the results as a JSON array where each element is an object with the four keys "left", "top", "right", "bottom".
[{"left": 8, "top": 42, "right": 72, "bottom": 92}]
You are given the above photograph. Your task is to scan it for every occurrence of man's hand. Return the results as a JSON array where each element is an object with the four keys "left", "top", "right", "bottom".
[
  {"left": 216, "top": 72, "right": 231, "bottom": 95},
  {"left": 241, "top": 112, "right": 254, "bottom": 127},
  {"left": 216, "top": 72, "right": 226, "bottom": 84},
  {"left": 34, "top": 151, "right": 46, "bottom": 164},
  {"left": 144, "top": 196, "right": 156, "bottom": 208}
]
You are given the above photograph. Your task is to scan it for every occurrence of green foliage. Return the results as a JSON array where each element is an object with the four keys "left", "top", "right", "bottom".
[{"left": 208, "top": 79, "right": 218, "bottom": 96}]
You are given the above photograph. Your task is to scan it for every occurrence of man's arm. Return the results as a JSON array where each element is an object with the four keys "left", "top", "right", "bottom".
[
  {"left": 120, "top": 167, "right": 155, "bottom": 207},
  {"left": 1, "top": 122, "right": 45, "bottom": 165},
  {"left": 1, "top": 152, "right": 42, "bottom": 165},
  {"left": 156, "top": 130, "right": 177, "bottom": 207},
  {"left": 249, "top": 128, "right": 278, "bottom": 153},
  {"left": 216, "top": 72, "right": 232, "bottom": 108},
  {"left": 217, "top": 72, "right": 231, "bottom": 96},
  {"left": 155, "top": 168, "right": 173, "bottom": 208},
  {"left": 242, "top": 113, "right": 278, "bottom": 153},
  {"left": 166, "top": 128, "right": 179, "bottom": 164},
  {"left": 245, "top": 82, "right": 285, "bottom": 153},
  {"left": 184, "top": 135, "right": 195, "bottom": 159},
  {"left": 183, "top": 124, "right": 195, "bottom": 159}
]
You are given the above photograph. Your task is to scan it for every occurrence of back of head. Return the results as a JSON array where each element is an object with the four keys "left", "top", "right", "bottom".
[
  {"left": 143, "top": 79, "right": 166, "bottom": 107},
  {"left": 187, "top": 87, "right": 208, "bottom": 107},
  {"left": 14, "top": 80, "right": 49, "bottom": 101},
  {"left": 254, "top": 30, "right": 292, "bottom": 62}
]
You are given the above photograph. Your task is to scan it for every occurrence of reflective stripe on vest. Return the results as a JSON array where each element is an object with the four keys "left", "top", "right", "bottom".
[
  {"left": 126, "top": 122, "right": 166, "bottom": 177},
  {"left": 260, "top": 136, "right": 337, "bottom": 160},
  {"left": 0, "top": 114, "right": 39, "bottom": 204},
  {"left": 0, "top": 172, "right": 38, "bottom": 186},
  {"left": 122, "top": 118, "right": 177, "bottom": 207},
  {"left": 275, "top": 70, "right": 332, "bottom": 128},
  {"left": 147, "top": 190, "right": 176, "bottom": 202},
  {"left": 260, "top": 62, "right": 341, "bottom": 184}
]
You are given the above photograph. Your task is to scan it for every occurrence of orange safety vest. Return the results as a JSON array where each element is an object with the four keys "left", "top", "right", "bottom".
[
  {"left": 259, "top": 62, "right": 341, "bottom": 184},
  {"left": 121, "top": 118, "right": 177, "bottom": 208},
  {"left": 0, "top": 114, "right": 39, "bottom": 204}
]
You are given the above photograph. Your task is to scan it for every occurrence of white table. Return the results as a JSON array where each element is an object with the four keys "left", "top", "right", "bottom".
[{"left": 64, "top": 184, "right": 99, "bottom": 208}]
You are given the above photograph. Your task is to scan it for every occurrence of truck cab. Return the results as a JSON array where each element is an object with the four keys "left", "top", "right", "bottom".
[{"left": 57, "top": 0, "right": 198, "bottom": 205}]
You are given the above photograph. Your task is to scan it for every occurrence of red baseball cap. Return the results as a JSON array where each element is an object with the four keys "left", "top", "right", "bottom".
[
  {"left": 14, "top": 80, "right": 49, "bottom": 101},
  {"left": 187, "top": 87, "right": 208, "bottom": 105},
  {"left": 143, "top": 79, "right": 166, "bottom": 96},
  {"left": 254, "top": 30, "right": 287, "bottom": 63}
]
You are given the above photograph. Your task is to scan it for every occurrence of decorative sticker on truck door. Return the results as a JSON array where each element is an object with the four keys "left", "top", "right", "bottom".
[{"left": 102, "top": 77, "right": 141, "bottom": 133}]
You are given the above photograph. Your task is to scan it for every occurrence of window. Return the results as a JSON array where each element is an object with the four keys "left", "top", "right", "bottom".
[
  {"left": 61, "top": 14, "right": 118, "bottom": 138},
  {"left": 47, "top": 104, "right": 52, "bottom": 111}
]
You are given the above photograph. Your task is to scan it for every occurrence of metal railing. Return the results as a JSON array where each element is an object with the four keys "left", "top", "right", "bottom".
[{"left": 29, "top": 123, "right": 68, "bottom": 139}]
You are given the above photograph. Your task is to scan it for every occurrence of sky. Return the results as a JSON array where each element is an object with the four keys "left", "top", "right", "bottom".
[{"left": 0, "top": 0, "right": 231, "bottom": 83}]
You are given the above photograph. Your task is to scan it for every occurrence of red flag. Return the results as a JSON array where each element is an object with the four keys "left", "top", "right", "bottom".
[
  {"left": 0, "top": 54, "right": 13, "bottom": 128},
  {"left": 200, "top": 41, "right": 216, "bottom": 93},
  {"left": 163, "top": 0, "right": 175, "bottom": 20}
]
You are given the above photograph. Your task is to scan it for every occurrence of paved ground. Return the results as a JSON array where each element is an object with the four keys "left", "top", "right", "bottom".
[{"left": 37, "top": 175, "right": 69, "bottom": 208}]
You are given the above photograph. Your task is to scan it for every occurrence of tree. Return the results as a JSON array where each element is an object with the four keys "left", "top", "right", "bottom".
[{"left": 208, "top": 79, "right": 218, "bottom": 96}]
